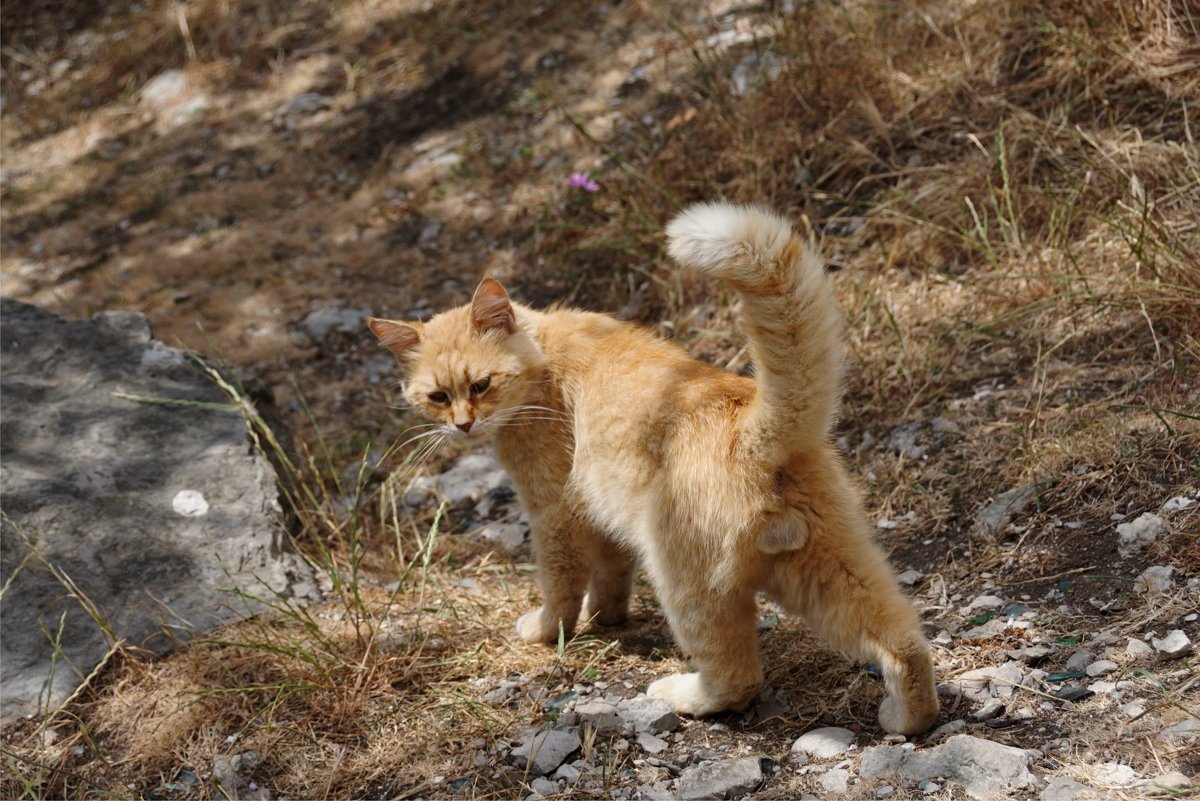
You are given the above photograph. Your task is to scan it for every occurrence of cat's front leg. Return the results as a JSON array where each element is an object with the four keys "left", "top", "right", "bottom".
[{"left": 515, "top": 506, "right": 588, "bottom": 644}]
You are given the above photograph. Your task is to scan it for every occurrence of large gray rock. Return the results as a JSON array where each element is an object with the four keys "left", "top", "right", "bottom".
[
  {"left": 678, "top": 756, "right": 763, "bottom": 800},
  {"left": 859, "top": 734, "right": 1037, "bottom": 800},
  {"left": 0, "top": 299, "right": 317, "bottom": 724}
]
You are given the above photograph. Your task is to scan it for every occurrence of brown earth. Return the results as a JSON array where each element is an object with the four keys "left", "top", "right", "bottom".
[{"left": 2, "top": 0, "right": 1198, "bottom": 799}]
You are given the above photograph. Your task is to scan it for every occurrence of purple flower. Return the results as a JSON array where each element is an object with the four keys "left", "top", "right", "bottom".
[{"left": 568, "top": 171, "right": 600, "bottom": 192}]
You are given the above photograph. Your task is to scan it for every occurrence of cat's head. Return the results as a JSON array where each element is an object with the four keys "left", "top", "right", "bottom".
[{"left": 368, "top": 278, "right": 546, "bottom": 438}]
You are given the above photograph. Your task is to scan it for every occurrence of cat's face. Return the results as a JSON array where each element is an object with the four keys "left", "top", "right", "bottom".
[{"left": 369, "top": 279, "right": 545, "bottom": 439}]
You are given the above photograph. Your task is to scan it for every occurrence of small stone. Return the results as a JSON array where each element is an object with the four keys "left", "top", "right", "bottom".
[
  {"left": 553, "top": 763, "right": 580, "bottom": 783},
  {"left": 1120, "top": 702, "right": 1145, "bottom": 718},
  {"left": 1040, "top": 776, "right": 1086, "bottom": 800},
  {"left": 1145, "top": 771, "right": 1192, "bottom": 791},
  {"left": 971, "top": 700, "right": 1005, "bottom": 721},
  {"left": 790, "top": 727, "right": 856, "bottom": 759},
  {"left": 511, "top": 729, "right": 581, "bottom": 776},
  {"left": 929, "top": 719, "right": 966, "bottom": 741},
  {"left": 677, "top": 756, "right": 764, "bottom": 800},
  {"left": 1064, "top": 651, "right": 1095, "bottom": 672},
  {"left": 1007, "top": 644, "right": 1054, "bottom": 663},
  {"left": 478, "top": 521, "right": 526, "bottom": 549},
  {"left": 860, "top": 734, "right": 1036, "bottom": 800},
  {"left": 960, "top": 617, "right": 1009, "bottom": 641},
  {"left": 1152, "top": 630, "right": 1193, "bottom": 659},
  {"left": 1134, "top": 565, "right": 1175, "bottom": 595},
  {"left": 973, "top": 482, "right": 1039, "bottom": 537},
  {"left": 1160, "top": 718, "right": 1200, "bottom": 741},
  {"left": 897, "top": 569, "right": 923, "bottom": 586},
  {"left": 275, "top": 92, "right": 330, "bottom": 118},
  {"left": 172, "top": 489, "right": 209, "bottom": 517},
  {"left": 875, "top": 786, "right": 895, "bottom": 798},
  {"left": 616, "top": 695, "right": 680, "bottom": 734},
  {"left": 1160, "top": 495, "right": 1196, "bottom": 513},
  {"left": 918, "top": 780, "right": 940, "bottom": 794},
  {"left": 636, "top": 733, "right": 668, "bottom": 754},
  {"left": 1092, "top": 762, "right": 1137, "bottom": 787},
  {"left": 819, "top": 768, "right": 850, "bottom": 793},
  {"left": 1085, "top": 660, "right": 1119, "bottom": 677},
  {"left": 1126, "top": 638, "right": 1154, "bottom": 657},
  {"left": 1116, "top": 513, "right": 1166, "bottom": 557},
  {"left": 529, "top": 776, "right": 559, "bottom": 796},
  {"left": 574, "top": 700, "right": 624, "bottom": 734},
  {"left": 965, "top": 594, "right": 1005, "bottom": 612},
  {"left": 1088, "top": 680, "right": 1118, "bottom": 694}
]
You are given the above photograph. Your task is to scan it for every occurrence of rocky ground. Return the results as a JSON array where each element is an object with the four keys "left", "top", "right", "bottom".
[{"left": 2, "top": 0, "right": 1197, "bottom": 799}]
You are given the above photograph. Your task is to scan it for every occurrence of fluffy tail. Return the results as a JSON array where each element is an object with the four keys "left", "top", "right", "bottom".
[{"left": 667, "top": 202, "right": 845, "bottom": 461}]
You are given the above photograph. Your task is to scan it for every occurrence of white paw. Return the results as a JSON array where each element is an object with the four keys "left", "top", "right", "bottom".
[
  {"left": 516, "top": 607, "right": 565, "bottom": 644},
  {"left": 647, "top": 673, "right": 712, "bottom": 716},
  {"left": 877, "top": 693, "right": 938, "bottom": 736}
]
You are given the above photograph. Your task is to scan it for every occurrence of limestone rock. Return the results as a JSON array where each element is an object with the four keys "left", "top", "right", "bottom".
[
  {"left": 1116, "top": 513, "right": 1165, "bottom": 557},
  {"left": 860, "top": 734, "right": 1037, "bottom": 800},
  {"left": 0, "top": 300, "right": 317, "bottom": 724},
  {"left": 616, "top": 695, "right": 680, "bottom": 734},
  {"left": 511, "top": 729, "right": 581, "bottom": 775},
  {"left": 1151, "top": 630, "right": 1192, "bottom": 659},
  {"left": 790, "top": 726, "right": 856, "bottom": 759},
  {"left": 678, "top": 757, "right": 763, "bottom": 800}
]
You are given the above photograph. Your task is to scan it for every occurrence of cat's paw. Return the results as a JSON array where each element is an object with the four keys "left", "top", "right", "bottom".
[
  {"left": 877, "top": 693, "right": 939, "bottom": 735},
  {"left": 647, "top": 673, "right": 717, "bottom": 716},
  {"left": 515, "top": 608, "right": 560, "bottom": 644}
]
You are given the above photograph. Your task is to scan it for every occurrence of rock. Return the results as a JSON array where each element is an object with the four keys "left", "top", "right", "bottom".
[
  {"left": 636, "top": 733, "right": 668, "bottom": 754},
  {"left": 478, "top": 521, "right": 527, "bottom": 550},
  {"left": 1064, "top": 651, "right": 1096, "bottom": 672},
  {"left": 553, "top": 763, "right": 581, "bottom": 783},
  {"left": 952, "top": 663, "right": 1025, "bottom": 702},
  {"left": 1007, "top": 644, "right": 1054, "bottom": 664},
  {"left": 140, "top": 69, "right": 189, "bottom": 109},
  {"left": 885, "top": 421, "right": 928, "bottom": 458},
  {"left": 529, "top": 776, "right": 559, "bottom": 797},
  {"left": 1040, "top": 776, "right": 1085, "bottom": 800},
  {"left": 819, "top": 767, "right": 850, "bottom": 793},
  {"left": 1159, "top": 718, "right": 1200, "bottom": 741},
  {"left": 1151, "top": 630, "right": 1192, "bottom": 659},
  {"left": 1116, "top": 513, "right": 1166, "bottom": 557},
  {"left": 300, "top": 304, "right": 371, "bottom": 340},
  {"left": 211, "top": 751, "right": 269, "bottom": 800},
  {"left": 875, "top": 786, "right": 894, "bottom": 798},
  {"left": 1135, "top": 565, "right": 1175, "bottom": 595},
  {"left": 276, "top": 92, "right": 330, "bottom": 118},
  {"left": 960, "top": 617, "right": 1009, "bottom": 641},
  {"left": 928, "top": 720, "right": 966, "bottom": 741},
  {"left": 1085, "top": 660, "right": 1119, "bottom": 677},
  {"left": 1092, "top": 762, "right": 1137, "bottom": 787},
  {"left": 1120, "top": 702, "right": 1145, "bottom": 718},
  {"left": 973, "top": 482, "right": 1038, "bottom": 537},
  {"left": 860, "top": 734, "right": 1037, "bottom": 801},
  {"left": 677, "top": 756, "right": 763, "bottom": 800},
  {"left": 897, "top": 569, "right": 923, "bottom": 586},
  {"left": 409, "top": 454, "right": 513, "bottom": 506},
  {"left": 790, "top": 727, "right": 856, "bottom": 759},
  {"left": 616, "top": 695, "right": 680, "bottom": 734},
  {"left": 1144, "top": 771, "right": 1191, "bottom": 791},
  {"left": 1160, "top": 496, "right": 1196, "bottom": 513},
  {"left": 574, "top": 700, "right": 624, "bottom": 734},
  {"left": 512, "top": 729, "right": 581, "bottom": 775},
  {"left": 964, "top": 594, "right": 1005, "bottom": 612},
  {"left": 1126, "top": 638, "right": 1154, "bottom": 657},
  {"left": 971, "top": 700, "right": 1005, "bottom": 721},
  {"left": 0, "top": 300, "right": 317, "bottom": 724}
]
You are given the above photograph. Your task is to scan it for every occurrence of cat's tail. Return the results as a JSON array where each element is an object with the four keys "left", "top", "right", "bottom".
[{"left": 666, "top": 202, "right": 844, "bottom": 461}]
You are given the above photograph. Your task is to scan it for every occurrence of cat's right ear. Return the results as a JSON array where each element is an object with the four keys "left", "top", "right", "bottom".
[
  {"left": 471, "top": 277, "right": 516, "bottom": 334},
  {"left": 368, "top": 318, "right": 422, "bottom": 364}
]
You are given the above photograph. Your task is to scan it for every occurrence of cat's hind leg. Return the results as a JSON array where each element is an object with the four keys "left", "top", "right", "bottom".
[
  {"left": 646, "top": 576, "right": 763, "bottom": 716},
  {"left": 765, "top": 539, "right": 939, "bottom": 735}
]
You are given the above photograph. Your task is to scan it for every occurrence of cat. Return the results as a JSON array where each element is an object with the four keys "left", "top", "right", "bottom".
[{"left": 368, "top": 202, "right": 939, "bottom": 735}]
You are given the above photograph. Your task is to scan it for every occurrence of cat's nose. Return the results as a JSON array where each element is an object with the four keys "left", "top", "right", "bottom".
[{"left": 456, "top": 419, "right": 474, "bottom": 433}]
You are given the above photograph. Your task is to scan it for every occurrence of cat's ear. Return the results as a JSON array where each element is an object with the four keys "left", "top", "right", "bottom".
[
  {"left": 368, "top": 318, "right": 422, "bottom": 364},
  {"left": 470, "top": 277, "right": 515, "bottom": 334}
]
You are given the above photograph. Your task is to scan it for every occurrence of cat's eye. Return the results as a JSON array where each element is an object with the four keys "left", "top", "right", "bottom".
[
  {"left": 428, "top": 391, "right": 450, "bottom": 406},
  {"left": 469, "top": 377, "right": 491, "bottom": 396}
]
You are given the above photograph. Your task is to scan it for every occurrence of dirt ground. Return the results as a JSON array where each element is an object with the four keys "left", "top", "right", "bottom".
[{"left": 2, "top": 0, "right": 1198, "bottom": 799}]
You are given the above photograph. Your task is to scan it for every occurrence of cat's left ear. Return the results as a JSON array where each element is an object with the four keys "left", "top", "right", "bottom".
[{"left": 470, "top": 277, "right": 515, "bottom": 334}]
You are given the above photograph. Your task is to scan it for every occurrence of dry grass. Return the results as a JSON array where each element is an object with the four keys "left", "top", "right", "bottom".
[{"left": 2, "top": 0, "right": 1198, "bottom": 798}]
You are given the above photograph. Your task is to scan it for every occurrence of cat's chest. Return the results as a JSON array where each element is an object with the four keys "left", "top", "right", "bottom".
[{"left": 493, "top": 421, "right": 574, "bottom": 509}]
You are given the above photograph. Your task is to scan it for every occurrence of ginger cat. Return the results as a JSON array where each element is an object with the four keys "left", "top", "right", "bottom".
[{"left": 369, "top": 203, "right": 939, "bottom": 734}]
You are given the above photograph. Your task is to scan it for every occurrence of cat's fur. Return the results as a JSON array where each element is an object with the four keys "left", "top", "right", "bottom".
[{"left": 369, "top": 202, "right": 939, "bottom": 734}]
